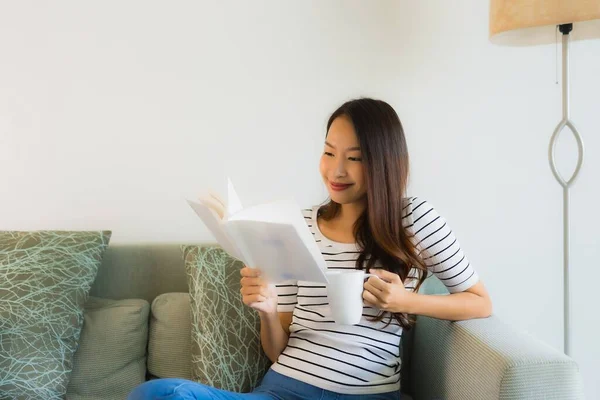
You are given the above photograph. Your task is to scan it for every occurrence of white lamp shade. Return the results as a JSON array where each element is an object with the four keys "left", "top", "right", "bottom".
[{"left": 490, "top": 0, "right": 600, "bottom": 45}]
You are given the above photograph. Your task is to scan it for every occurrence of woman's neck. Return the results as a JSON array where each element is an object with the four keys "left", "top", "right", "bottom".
[{"left": 336, "top": 201, "right": 366, "bottom": 229}]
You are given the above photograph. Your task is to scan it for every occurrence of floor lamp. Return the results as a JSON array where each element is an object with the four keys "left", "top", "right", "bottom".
[{"left": 489, "top": 1, "right": 600, "bottom": 357}]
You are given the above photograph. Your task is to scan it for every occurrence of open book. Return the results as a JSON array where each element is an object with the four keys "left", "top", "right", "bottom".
[{"left": 186, "top": 178, "right": 328, "bottom": 284}]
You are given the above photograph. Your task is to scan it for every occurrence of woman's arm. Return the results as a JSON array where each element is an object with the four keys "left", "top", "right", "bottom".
[
  {"left": 259, "top": 311, "right": 293, "bottom": 362},
  {"left": 406, "top": 280, "right": 492, "bottom": 320},
  {"left": 364, "top": 198, "right": 492, "bottom": 321},
  {"left": 364, "top": 270, "right": 492, "bottom": 321}
]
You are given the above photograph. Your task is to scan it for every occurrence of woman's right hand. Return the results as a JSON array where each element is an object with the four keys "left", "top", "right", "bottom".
[{"left": 240, "top": 266, "right": 278, "bottom": 315}]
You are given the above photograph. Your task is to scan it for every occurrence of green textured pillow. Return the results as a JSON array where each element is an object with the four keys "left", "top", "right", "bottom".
[
  {"left": 67, "top": 297, "right": 149, "bottom": 400},
  {"left": 182, "top": 245, "right": 271, "bottom": 393},
  {"left": 0, "top": 231, "right": 111, "bottom": 400},
  {"left": 148, "top": 293, "right": 192, "bottom": 379}
]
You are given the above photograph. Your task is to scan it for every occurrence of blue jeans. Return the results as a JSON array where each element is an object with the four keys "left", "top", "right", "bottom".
[{"left": 127, "top": 369, "right": 399, "bottom": 400}]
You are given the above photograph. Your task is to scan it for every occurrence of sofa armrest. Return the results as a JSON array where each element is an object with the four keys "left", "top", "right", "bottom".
[{"left": 408, "top": 315, "right": 584, "bottom": 400}]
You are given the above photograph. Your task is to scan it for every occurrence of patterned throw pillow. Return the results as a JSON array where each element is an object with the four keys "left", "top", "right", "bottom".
[
  {"left": 0, "top": 231, "right": 111, "bottom": 400},
  {"left": 182, "top": 245, "right": 271, "bottom": 392}
]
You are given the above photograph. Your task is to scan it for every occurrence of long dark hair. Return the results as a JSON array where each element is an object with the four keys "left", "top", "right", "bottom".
[{"left": 319, "top": 98, "right": 428, "bottom": 329}]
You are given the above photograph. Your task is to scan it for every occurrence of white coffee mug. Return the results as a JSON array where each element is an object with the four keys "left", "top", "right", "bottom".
[{"left": 326, "top": 270, "right": 375, "bottom": 325}]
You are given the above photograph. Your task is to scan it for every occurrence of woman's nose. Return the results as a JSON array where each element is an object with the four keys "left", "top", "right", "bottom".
[{"left": 334, "top": 159, "right": 347, "bottom": 177}]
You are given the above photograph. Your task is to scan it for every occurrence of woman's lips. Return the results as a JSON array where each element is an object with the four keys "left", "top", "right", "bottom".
[{"left": 330, "top": 182, "right": 353, "bottom": 191}]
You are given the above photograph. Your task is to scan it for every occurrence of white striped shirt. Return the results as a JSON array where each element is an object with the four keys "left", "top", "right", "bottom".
[{"left": 271, "top": 197, "right": 479, "bottom": 395}]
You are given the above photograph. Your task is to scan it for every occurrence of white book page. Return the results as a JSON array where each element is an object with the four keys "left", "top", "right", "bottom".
[
  {"left": 229, "top": 199, "right": 327, "bottom": 274},
  {"left": 224, "top": 220, "right": 328, "bottom": 283},
  {"left": 228, "top": 198, "right": 299, "bottom": 223},
  {"left": 229, "top": 199, "right": 327, "bottom": 271},
  {"left": 226, "top": 177, "right": 244, "bottom": 217},
  {"left": 186, "top": 199, "right": 246, "bottom": 263}
]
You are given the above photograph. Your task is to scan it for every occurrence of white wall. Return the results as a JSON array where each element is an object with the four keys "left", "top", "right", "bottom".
[
  {"left": 1, "top": 1, "right": 598, "bottom": 398},
  {"left": 0, "top": 0, "right": 405, "bottom": 240}
]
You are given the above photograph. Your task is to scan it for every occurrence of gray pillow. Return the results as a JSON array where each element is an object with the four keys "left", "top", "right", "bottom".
[
  {"left": 0, "top": 231, "right": 111, "bottom": 400},
  {"left": 148, "top": 292, "right": 192, "bottom": 379},
  {"left": 66, "top": 297, "right": 149, "bottom": 400},
  {"left": 182, "top": 245, "right": 271, "bottom": 393}
]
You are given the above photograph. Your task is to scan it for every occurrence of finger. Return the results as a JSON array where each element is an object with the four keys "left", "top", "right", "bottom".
[
  {"left": 363, "top": 281, "right": 384, "bottom": 300},
  {"left": 242, "top": 294, "right": 267, "bottom": 305},
  {"left": 366, "top": 276, "right": 388, "bottom": 292},
  {"left": 240, "top": 267, "right": 262, "bottom": 278},
  {"left": 362, "top": 290, "right": 380, "bottom": 307},
  {"left": 365, "top": 282, "right": 390, "bottom": 304},
  {"left": 240, "top": 276, "right": 264, "bottom": 287},
  {"left": 240, "top": 266, "right": 262, "bottom": 277},
  {"left": 240, "top": 285, "right": 270, "bottom": 298},
  {"left": 370, "top": 269, "right": 401, "bottom": 284}
]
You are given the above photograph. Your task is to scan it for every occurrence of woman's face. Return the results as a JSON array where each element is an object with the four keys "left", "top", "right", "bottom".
[{"left": 319, "top": 115, "right": 367, "bottom": 205}]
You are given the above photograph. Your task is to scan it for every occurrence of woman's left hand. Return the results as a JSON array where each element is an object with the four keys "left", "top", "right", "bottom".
[{"left": 363, "top": 269, "right": 414, "bottom": 314}]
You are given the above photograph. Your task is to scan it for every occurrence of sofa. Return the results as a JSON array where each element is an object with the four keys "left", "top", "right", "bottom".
[
  {"left": 1, "top": 240, "right": 585, "bottom": 399},
  {"left": 78, "top": 243, "right": 584, "bottom": 400}
]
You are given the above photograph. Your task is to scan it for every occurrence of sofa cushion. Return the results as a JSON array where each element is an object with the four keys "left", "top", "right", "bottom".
[
  {"left": 182, "top": 245, "right": 271, "bottom": 393},
  {"left": 148, "top": 292, "right": 192, "bottom": 379},
  {"left": 0, "top": 231, "right": 111, "bottom": 400},
  {"left": 66, "top": 296, "right": 149, "bottom": 400}
]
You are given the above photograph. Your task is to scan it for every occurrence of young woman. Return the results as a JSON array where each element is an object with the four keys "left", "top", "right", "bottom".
[{"left": 128, "top": 98, "right": 492, "bottom": 400}]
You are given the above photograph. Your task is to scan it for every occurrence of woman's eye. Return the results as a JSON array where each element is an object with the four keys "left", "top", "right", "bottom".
[
  {"left": 349, "top": 157, "right": 362, "bottom": 161},
  {"left": 324, "top": 152, "right": 334, "bottom": 157}
]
